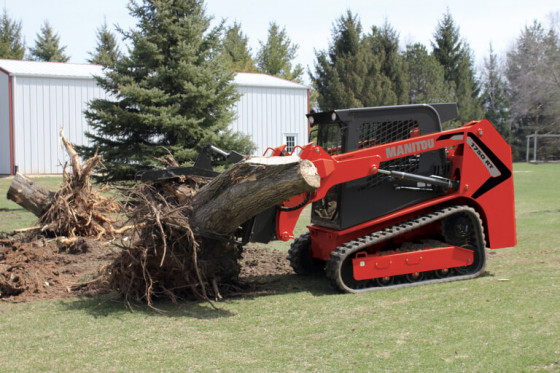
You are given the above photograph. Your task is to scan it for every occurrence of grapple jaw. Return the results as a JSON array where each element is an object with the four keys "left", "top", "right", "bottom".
[{"left": 136, "top": 143, "right": 244, "bottom": 182}]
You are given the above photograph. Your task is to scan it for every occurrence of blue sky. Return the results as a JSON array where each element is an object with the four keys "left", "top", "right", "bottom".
[{"left": 4, "top": 0, "right": 559, "bottom": 83}]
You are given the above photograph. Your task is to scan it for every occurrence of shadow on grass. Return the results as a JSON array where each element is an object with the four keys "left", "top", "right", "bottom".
[
  {"left": 62, "top": 269, "right": 494, "bottom": 319},
  {"left": 61, "top": 273, "right": 338, "bottom": 319},
  {"left": 237, "top": 273, "right": 337, "bottom": 298},
  {"left": 60, "top": 292, "right": 239, "bottom": 319},
  {"left": 61, "top": 294, "right": 238, "bottom": 319}
]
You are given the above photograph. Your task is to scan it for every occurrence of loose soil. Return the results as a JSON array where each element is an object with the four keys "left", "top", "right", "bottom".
[
  {"left": 0, "top": 235, "right": 293, "bottom": 302},
  {"left": 0, "top": 236, "right": 115, "bottom": 302},
  {"left": 239, "top": 246, "right": 294, "bottom": 278}
]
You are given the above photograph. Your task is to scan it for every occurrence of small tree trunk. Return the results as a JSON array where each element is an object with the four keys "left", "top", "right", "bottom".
[
  {"left": 190, "top": 156, "right": 320, "bottom": 236},
  {"left": 6, "top": 174, "right": 55, "bottom": 218}
]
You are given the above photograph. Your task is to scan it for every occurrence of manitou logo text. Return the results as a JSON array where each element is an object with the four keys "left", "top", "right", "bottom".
[{"left": 386, "top": 139, "right": 435, "bottom": 159}]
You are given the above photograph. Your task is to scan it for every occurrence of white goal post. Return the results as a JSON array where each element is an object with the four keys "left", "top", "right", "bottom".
[{"left": 526, "top": 133, "right": 560, "bottom": 163}]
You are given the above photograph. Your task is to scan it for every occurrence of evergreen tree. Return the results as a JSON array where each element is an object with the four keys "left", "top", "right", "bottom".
[
  {"left": 78, "top": 0, "right": 254, "bottom": 181},
  {"left": 29, "top": 21, "right": 69, "bottom": 62},
  {"left": 222, "top": 22, "right": 255, "bottom": 72},
  {"left": 432, "top": 12, "right": 462, "bottom": 85},
  {"left": 87, "top": 20, "right": 122, "bottom": 66},
  {"left": 481, "top": 44, "right": 511, "bottom": 139},
  {"left": 404, "top": 43, "right": 453, "bottom": 106},
  {"left": 369, "top": 21, "right": 409, "bottom": 104},
  {"left": 256, "top": 22, "right": 303, "bottom": 81},
  {"left": 0, "top": 8, "right": 25, "bottom": 59},
  {"left": 311, "top": 11, "right": 395, "bottom": 111},
  {"left": 432, "top": 11, "right": 483, "bottom": 124}
]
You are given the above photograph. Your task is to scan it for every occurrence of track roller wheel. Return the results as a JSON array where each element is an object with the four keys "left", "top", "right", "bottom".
[
  {"left": 288, "top": 233, "right": 325, "bottom": 275},
  {"left": 375, "top": 276, "right": 394, "bottom": 286},
  {"left": 433, "top": 268, "right": 451, "bottom": 278},
  {"left": 405, "top": 271, "right": 424, "bottom": 282}
]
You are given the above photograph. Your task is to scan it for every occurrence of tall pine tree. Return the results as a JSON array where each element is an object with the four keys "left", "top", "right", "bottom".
[
  {"left": 311, "top": 11, "right": 396, "bottom": 111},
  {"left": 369, "top": 21, "right": 409, "bottom": 104},
  {"left": 432, "top": 11, "right": 482, "bottom": 124},
  {"left": 256, "top": 22, "right": 303, "bottom": 82},
  {"left": 0, "top": 8, "right": 25, "bottom": 59},
  {"left": 481, "top": 44, "right": 511, "bottom": 139},
  {"left": 78, "top": 0, "right": 254, "bottom": 181},
  {"left": 221, "top": 22, "right": 255, "bottom": 72},
  {"left": 29, "top": 21, "right": 69, "bottom": 62},
  {"left": 404, "top": 43, "right": 453, "bottom": 106},
  {"left": 87, "top": 20, "right": 122, "bottom": 66}
]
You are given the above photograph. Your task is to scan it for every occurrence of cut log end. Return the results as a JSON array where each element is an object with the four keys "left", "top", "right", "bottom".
[{"left": 299, "top": 159, "right": 321, "bottom": 190}]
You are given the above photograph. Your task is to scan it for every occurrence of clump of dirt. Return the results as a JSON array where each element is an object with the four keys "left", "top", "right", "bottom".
[
  {"left": 239, "top": 247, "right": 294, "bottom": 278},
  {"left": 0, "top": 235, "right": 116, "bottom": 302},
  {"left": 0, "top": 230, "right": 294, "bottom": 303}
]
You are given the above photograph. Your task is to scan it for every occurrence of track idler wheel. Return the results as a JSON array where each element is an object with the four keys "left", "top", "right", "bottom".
[
  {"left": 441, "top": 212, "right": 486, "bottom": 276},
  {"left": 453, "top": 244, "right": 479, "bottom": 275}
]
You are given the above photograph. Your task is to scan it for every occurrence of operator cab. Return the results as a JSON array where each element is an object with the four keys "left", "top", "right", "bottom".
[{"left": 308, "top": 103, "right": 458, "bottom": 230}]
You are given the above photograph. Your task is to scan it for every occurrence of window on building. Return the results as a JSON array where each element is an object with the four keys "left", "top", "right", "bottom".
[{"left": 284, "top": 134, "right": 297, "bottom": 153}]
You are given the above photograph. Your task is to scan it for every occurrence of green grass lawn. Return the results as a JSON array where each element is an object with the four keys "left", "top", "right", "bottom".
[{"left": 0, "top": 164, "right": 559, "bottom": 372}]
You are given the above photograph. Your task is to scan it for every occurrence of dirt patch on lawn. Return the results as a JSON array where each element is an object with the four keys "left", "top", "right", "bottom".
[
  {"left": 0, "top": 236, "right": 116, "bottom": 302},
  {"left": 0, "top": 235, "right": 294, "bottom": 303},
  {"left": 239, "top": 246, "right": 294, "bottom": 279}
]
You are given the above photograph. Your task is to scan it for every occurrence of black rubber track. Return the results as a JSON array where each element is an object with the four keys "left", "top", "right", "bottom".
[{"left": 325, "top": 205, "right": 487, "bottom": 293}]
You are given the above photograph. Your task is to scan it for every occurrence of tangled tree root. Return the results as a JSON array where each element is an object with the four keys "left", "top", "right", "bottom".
[
  {"left": 40, "top": 130, "right": 121, "bottom": 239},
  {"left": 105, "top": 181, "right": 241, "bottom": 308}
]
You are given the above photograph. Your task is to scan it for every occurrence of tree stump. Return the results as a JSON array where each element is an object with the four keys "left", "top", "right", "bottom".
[{"left": 7, "top": 174, "right": 55, "bottom": 218}]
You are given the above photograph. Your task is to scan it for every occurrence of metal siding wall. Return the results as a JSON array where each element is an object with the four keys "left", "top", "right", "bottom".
[
  {"left": 9, "top": 73, "right": 306, "bottom": 173},
  {"left": 0, "top": 73, "right": 10, "bottom": 174},
  {"left": 231, "top": 86, "right": 308, "bottom": 155},
  {"left": 12, "top": 76, "right": 108, "bottom": 174}
]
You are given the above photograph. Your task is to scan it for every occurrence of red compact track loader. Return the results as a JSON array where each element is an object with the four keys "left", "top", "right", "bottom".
[
  {"left": 141, "top": 103, "right": 516, "bottom": 293},
  {"left": 253, "top": 103, "right": 516, "bottom": 292}
]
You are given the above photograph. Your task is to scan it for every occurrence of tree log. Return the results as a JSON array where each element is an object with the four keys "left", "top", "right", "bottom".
[
  {"left": 6, "top": 155, "right": 321, "bottom": 239},
  {"left": 6, "top": 174, "right": 55, "bottom": 217},
  {"left": 190, "top": 155, "right": 320, "bottom": 236}
]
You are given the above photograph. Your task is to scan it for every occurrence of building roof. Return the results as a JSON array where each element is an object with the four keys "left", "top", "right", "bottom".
[
  {"left": 234, "top": 72, "right": 309, "bottom": 90},
  {"left": 0, "top": 60, "right": 309, "bottom": 89},
  {"left": 0, "top": 59, "right": 104, "bottom": 79}
]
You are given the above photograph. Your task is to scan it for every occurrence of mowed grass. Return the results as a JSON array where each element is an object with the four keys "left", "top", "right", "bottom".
[{"left": 0, "top": 164, "right": 559, "bottom": 372}]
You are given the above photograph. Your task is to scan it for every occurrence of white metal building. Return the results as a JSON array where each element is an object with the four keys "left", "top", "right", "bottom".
[
  {"left": 232, "top": 73, "right": 309, "bottom": 156},
  {"left": 0, "top": 60, "right": 108, "bottom": 175},
  {"left": 0, "top": 60, "right": 309, "bottom": 175}
]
